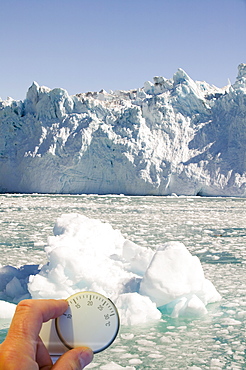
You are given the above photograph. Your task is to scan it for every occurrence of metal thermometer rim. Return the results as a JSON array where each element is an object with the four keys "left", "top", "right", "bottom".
[{"left": 55, "top": 291, "right": 120, "bottom": 354}]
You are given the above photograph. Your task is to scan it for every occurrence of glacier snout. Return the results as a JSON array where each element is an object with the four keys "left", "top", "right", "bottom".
[{"left": 0, "top": 65, "right": 246, "bottom": 196}]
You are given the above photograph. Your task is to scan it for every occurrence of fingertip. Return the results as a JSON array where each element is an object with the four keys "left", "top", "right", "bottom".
[
  {"left": 53, "top": 347, "right": 93, "bottom": 369},
  {"left": 78, "top": 347, "right": 94, "bottom": 368}
]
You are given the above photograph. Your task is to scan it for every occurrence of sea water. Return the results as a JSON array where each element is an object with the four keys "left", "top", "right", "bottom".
[{"left": 0, "top": 194, "right": 245, "bottom": 369}]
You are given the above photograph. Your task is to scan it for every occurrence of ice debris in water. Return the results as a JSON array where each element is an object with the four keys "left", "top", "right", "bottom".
[{"left": 1, "top": 213, "right": 221, "bottom": 325}]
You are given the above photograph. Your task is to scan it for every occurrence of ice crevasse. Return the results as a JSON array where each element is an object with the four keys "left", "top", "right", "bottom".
[{"left": 0, "top": 213, "right": 221, "bottom": 326}]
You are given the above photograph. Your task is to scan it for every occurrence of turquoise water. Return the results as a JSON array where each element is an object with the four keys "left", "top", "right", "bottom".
[{"left": 0, "top": 194, "right": 245, "bottom": 369}]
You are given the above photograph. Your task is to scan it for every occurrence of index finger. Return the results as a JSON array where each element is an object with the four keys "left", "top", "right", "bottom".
[{"left": 7, "top": 299, "right": 68, "bottom": 344}]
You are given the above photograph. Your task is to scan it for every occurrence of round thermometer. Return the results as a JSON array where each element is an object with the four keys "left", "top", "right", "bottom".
[{"left": 55, "top": 291, "right": 120, "bottom": 353}]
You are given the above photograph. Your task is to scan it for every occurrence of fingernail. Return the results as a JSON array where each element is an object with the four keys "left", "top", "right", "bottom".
[{"left": 79, "top": 347, "right": 94, "bottom": 368}]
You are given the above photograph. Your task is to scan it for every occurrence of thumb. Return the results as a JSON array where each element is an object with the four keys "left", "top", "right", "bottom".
[{"left": 52, "top": 347, "right": 93, "bottom": 370}]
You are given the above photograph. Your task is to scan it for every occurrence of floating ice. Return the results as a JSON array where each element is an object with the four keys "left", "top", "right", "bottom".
[
  {"left": 164, "top": 295, "right": 208, "bottom": 318},
  {"left": 0, "top": 264, "right": 39, "bottom": 303},
  {"left": 99, "top": 362, "right": 135, "bottom": 370},
  {"left": 0, "top": 213, "right": 221, "bottom": 325},
  {"left": 115, "top": 293, "right": 161, "bottom": 326},
  {"left": 140, "top": 241, "right": 205, "bottom": 306},
  {"left": 0, "top": 301, "right": 16, "bottom": 319},
  {"left": 140, "top": 241, "right": 221, "bottom": 316},
  {"left": 220, "top": 318, "right": 241, "bottom": 326},
  {"left": 28, "top": 213, "right": 151, "bottom": 302}
]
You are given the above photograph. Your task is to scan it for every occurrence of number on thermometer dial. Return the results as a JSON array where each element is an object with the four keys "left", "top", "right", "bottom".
[{"left": 55, "top": 291, "right": 120, "bottom": 353}]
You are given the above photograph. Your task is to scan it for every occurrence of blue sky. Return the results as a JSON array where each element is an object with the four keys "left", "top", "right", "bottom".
[{"left": 1, "top": 0, "right": 246, "bottom": 100}]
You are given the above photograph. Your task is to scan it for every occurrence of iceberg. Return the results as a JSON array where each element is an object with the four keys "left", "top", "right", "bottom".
[
  {"left": 0, "top": 64, "right": 246, "bottom": 196},
  {"left": 139, "top": 241, "right": 221, "bottom": 318},
  {"left": 0, "top": 214, "right": 221, "bottom": 325}
]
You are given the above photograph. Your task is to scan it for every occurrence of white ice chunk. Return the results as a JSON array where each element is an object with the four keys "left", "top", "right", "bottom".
[
  {"left": 99, "top": 361, "right": 136, "bottom": 369},
  {"left": 220, "top": 318, "right": 241, "bottom": 326},
  {"left": 197, "top": 278, "right": 221, "bottom": 305},
  {"left": 122, "top": 240, "right": 154, "bottom": 276},
  {"left": 0, "top": 300, "right": 16, "bottom": 319},
  {"left": 28, "top": 214, "right": 140, "bottom": 301},
  {"left": 168, "top": 295, "right": 208, "bottom": 318},
  {"left": 140, "top": 241, "right": 206, "bottom": 307},
  {"left": 129, "top": 359, "right": 142, "bottom": 365},
  {"left": 115, "top": 293, "right": 161, "bottom": 326},
  {"left": 139, "top": 241, "right": 221, "bottom": 317}
]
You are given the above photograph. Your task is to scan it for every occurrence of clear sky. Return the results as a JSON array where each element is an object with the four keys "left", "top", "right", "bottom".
[{"left": 1, "top": 0, "right": 246, "bottom": 100}]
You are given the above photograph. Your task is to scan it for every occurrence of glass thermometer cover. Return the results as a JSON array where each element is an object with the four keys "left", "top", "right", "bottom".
[{"left": 40, "top": 291, "right": 120, "bottom": 355}]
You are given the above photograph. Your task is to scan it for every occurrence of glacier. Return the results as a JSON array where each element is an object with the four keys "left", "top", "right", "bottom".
[{"left": 1, "top": 64, "right": 246, "bottom": 196}]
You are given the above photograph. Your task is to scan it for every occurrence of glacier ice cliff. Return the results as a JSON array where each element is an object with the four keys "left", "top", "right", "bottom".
[{"left": 1, "top": 64, "right": 246, "bottom": 196}]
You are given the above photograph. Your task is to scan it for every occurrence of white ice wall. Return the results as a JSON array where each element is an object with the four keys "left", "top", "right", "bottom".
[{"left": 1, "top": 65, "right": 246, "bottom": 196}]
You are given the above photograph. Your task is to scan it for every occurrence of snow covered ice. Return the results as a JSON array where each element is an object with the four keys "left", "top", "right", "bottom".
[
  {"left": 0, "top": 213, "right": 220, "bottom": 325},
  {"left": 1, "top": 64, "right": 246, "bottom": 196}
]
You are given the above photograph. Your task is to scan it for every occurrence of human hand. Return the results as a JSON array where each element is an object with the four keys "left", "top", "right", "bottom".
[{"left": 0, "top": 299, "right": 93, "bottom": 369}]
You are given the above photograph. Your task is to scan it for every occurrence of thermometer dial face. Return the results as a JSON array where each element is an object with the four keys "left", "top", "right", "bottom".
[{"left": 55, "top": 291, "right": 120, "bottom": 353}]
